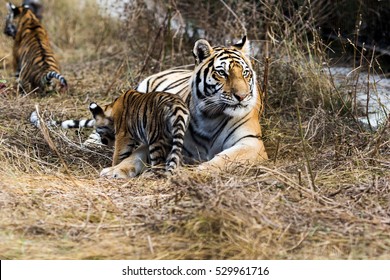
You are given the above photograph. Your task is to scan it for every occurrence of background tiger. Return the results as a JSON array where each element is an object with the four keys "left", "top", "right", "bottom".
[
  {"left": 4, "top": 3, "right": 67, "bottom": 93},
  {"left": 89, "top": 89, "right": 189, "bottom": 177}
]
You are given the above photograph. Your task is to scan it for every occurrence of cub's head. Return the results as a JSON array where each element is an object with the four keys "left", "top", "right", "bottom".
[
  {"left": 89, "top": 102, "right": 115, "bottom": 147},
  {"left": 4, "top": 3, "right": 19, "bottom": 38},
  {"left": 4, "top": 2, "right": 40, "bottom": 38},
  {"left": 89, "top": 91, "right": 138, "bottom": 147},
  {"left": 191, "top": 36, "right": 259, "bottom": 118},
  {"left": 4, "top": 3, "right": 28, "bottom": 38}
]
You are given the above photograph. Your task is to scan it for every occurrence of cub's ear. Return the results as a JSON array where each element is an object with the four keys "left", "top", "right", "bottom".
[
  {"left": 7, "top": 2, "right": 19, "bottom": 15},
  {"left": 23, "top": 0, "right": 43, "bottom": 20},
  {"left": 89, "top": 102, "right": 104, "bottom": 118},
  {"left": 193, "top": 39, "right": 213, "bottom": 64},
  {"left": 7, "top": 2, "right": 16, "bottom": 10},
  {"left": 233, "top": 35, "right": 250, "bottom": 58}
]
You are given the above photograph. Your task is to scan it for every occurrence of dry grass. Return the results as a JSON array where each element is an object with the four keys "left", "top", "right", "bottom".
[{"left": 0, "top": 0, "right": 389, "bottom": 260}]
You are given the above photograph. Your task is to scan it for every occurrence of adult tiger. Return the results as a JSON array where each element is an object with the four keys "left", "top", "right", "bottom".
[
  {"left": 4, "top": 3, "right": 67, "bottom": 93},
  {"left": 103, "top": 36, "right": 268, "bottom": 178}
]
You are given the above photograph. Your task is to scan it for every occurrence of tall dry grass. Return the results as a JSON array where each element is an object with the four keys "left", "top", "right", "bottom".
[{"left": 0, "top": 0, "right": 389, "bottom": 259}]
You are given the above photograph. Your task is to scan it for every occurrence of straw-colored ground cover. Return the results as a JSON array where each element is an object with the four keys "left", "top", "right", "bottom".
[{"left": 0, "top": 0, "right": 389, "bottom": 259}]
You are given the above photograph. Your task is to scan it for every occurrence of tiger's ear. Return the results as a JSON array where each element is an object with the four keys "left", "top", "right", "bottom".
[
  {"left": 89, "top": 102, "right": 105, "bottom": 119},
  {"left": 193, "top": 39, "right": 213, "bottom": 64},
  {"left": 22, "top": 0, "right": 43, "bottom": 19},
  {"left": 7, "top": 2, "right": 18, "bottom": 15},
  {"left": 233, "top": 36, "right": 250, "bottom": 58},
  {"left": 7, "top": 2, "right": 16, "bottom": 10}
]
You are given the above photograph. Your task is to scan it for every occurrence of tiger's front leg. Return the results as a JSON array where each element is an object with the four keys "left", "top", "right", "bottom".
[
  {"left": 112, "top": 134, "right": 137, "bottom": 166},
  {"left": 198, "top": 137, "right": 268, "bottom": 171},
  {"left": 101, "top": 145, "right": 149, "bottom": 178}
]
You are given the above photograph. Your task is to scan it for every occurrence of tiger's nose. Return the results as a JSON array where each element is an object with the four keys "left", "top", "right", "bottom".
[{"left": 233, "top": 91, "right": 247, "bottom": 102}]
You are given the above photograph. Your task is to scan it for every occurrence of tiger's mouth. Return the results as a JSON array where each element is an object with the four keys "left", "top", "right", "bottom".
[
  {"left": 219, "top": 91, "right": 257, "bottom": 117},
  {"left": 221, "top": 92, "right": 253, "bottom": 106},
  {"left": 231, "top": 103, "right": 247, "bottom": 109}
]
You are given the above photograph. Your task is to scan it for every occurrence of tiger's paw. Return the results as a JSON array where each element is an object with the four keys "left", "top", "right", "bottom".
[
  {"left": 196, "top": 163, "right": 217, "bottom": 174},
  {"left": 100, "top": 166, "right": 137, "bottom": 179},
  {"left": 197, "top": 160, "right": 223, "bottom": 173}
]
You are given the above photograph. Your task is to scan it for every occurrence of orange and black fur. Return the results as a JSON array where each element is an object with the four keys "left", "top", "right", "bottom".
[
  {"left": 90, "top": 89, "right": 190, "bottom": 176},
  {"left": 4, "top": 3, "right": 67, "bottom": 93}
]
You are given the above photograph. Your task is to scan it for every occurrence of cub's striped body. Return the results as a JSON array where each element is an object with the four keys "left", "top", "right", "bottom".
[
  {"left": 4, "top": 3, "right": 67, "bottom": 93},
  {"left": 90, "top": 89, "right": 189, "bottom": 176}
]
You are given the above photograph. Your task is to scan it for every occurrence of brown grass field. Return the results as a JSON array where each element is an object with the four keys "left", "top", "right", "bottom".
[{"left": 0, "top": 0, "right": 389, "bottom": 259}]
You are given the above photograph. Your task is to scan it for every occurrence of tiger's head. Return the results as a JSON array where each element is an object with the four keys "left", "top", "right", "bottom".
[
  {"left": 4, "top": 3, "right": 36, "bottom": 38},
  {"left": 89, "top": 102, "right": 115, "bottom": 147},
  {"left": 190, "top": 36, "right": 259, "bottom": 118},
  {"left": 4, "top": 3, "right": 19, "bottom": 38}
]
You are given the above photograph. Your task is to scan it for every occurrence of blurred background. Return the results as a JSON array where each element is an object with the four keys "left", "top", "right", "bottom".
[
  {"left": 0, "top": 0, "right": 389, "bottom": 129},
  {"left": 96, "top": 0, "right": 390, "bottom": 71}
]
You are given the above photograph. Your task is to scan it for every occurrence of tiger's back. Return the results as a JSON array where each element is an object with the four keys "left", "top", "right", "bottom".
[
  {"left": 137, "top": 68, "right": 193, "bottom": 102},
  {"left": 4, "top": 4, "right": 67, "bottom": 93}
]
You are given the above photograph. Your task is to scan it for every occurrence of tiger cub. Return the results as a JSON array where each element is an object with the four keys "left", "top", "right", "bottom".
[
  {"left": 90, "top": 89, "right": 189, "bottom": 176},
  {"left": 4, "top": 3, "right": 67, "bottom": 93}
]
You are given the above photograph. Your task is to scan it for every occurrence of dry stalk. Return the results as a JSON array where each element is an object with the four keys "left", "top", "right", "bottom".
[
  {"left": 365, "top": 46, "right": 375, "bottom": 131},
  {"left": 296, "top": 102, "right": 316, "bottom": 192},
  {"left": 218, "top": 0, "right": 247, "bottom": 35},
  {"left": 272, "top": 134, "right": 281, "bottom": 164},
  {"left": 104, "top": 61, "right": 125, "bottom": 96},
  {"left": 137, "top": 13, "right": 169, "bottom": 78},
  {"left": 262, "top": 56, "right": 269, "bottom": 116}
]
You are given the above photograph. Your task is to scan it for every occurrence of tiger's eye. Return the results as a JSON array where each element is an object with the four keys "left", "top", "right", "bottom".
[{"left": 217, "top": 70, "right": 226, "bottom": 77}]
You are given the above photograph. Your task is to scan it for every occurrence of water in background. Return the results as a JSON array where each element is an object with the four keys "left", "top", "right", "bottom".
[
  {"left": 96, "top": 0, "right": 389, "bottom": 130},
  {"left": 327, "top": 67, "right": 389, "bottom": 130}
]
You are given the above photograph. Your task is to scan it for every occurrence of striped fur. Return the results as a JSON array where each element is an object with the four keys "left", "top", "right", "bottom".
[
  {"left": 135, "top": 36, "right": 268, "bottom": 170},
  {"left": 30, "top": 110, "right": 105, "bottom": 146},
  {"left": 4, "top": 3, "right": 67, "bottom": 93},
  {"left": 30, "top": 110, "right": 94, "bottom": 129},
  {"left": 100, "top": 36, "right": 267, "bottom": 178},
  {"left": 40, "top": 37, "right": 267, "bottom": 177},
  {"left": 90, "top": 89, "right": 189, "bottom": 176}
]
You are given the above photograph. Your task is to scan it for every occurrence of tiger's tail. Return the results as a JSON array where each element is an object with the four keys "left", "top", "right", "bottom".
[
  {"left": 165, "top": 104, "right": 190, "bottom": 174},
  {"left": 30, "top": 110, "right": 95, "bottom": 129},
  {"left": 43, "top": 71, "right": 68, "bottom": 92}
]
